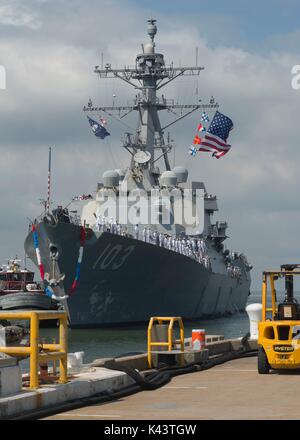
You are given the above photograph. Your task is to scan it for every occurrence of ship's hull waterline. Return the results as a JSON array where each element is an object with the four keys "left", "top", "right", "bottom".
[{"left": 24, "top": 222, "right": 251, "bottom": 328}]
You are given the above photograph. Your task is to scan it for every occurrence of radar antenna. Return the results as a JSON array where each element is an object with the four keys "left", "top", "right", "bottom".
[{"left": 83, "top": 19, "right": 219, "bottom": 172}]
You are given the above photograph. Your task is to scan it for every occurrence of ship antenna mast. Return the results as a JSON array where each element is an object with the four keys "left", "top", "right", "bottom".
[
  {"left": 84, "top": 19, "right": 219, "bottom": 173},
  {"left": 46, "top": 146, "right": 52, "bottom": 213}
]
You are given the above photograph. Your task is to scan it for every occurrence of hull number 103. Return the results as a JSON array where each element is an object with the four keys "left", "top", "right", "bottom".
[{"left": 92, "top": 244, "right": 135, "bottom": 270}]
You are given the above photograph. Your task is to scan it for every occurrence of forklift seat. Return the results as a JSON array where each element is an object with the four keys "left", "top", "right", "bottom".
[{"left": 276, "top": 302, "right": 300, "bottom": 320}]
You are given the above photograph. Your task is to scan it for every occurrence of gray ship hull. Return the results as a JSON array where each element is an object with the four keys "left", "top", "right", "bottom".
[{"left": 24, "top": 221, "right": 251, "bottom": 328}]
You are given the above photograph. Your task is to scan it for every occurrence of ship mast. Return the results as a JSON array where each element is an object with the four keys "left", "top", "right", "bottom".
[{"left": 83, "top": 19, "right": 218, "bottom": 177}]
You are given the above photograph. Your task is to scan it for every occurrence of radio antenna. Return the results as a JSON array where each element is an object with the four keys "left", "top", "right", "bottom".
[{"left": 46, "top": 147, "right": 52, "bottom": 213}]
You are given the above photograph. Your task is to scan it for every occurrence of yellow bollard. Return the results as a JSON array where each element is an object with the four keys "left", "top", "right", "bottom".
[
  {"left": 0, "top": 310, "right": 69, "bottom": 389},
  {"left": 58, "top": 314, "right": 68, "bottom": 384},
  {"left": 29, "top": 312, "right": 39, "bottom": 389},
  {"left": 147, "top": 317, "right": 185, "bottom": 368}
]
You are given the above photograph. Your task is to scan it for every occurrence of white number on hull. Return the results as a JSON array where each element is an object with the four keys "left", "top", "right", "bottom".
[{"left": 93, "top": 244, "right": 135, "bottom": 270}]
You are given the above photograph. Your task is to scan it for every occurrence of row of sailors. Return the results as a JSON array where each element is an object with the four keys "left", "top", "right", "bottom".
[
  {"left": 96, "top": 216, "right": 129, "bottom": 236},
  {"left": 227, "top": 265, "right": 242, "bottom": 280},
  {"left": 140, "top": 228, "right": 211, "bottom": 269},
  {"left": 95, "top": 217, "right": 246, "bottom": 276},
  {"left": 139, "top": 227, "right": 207, "bottom": 252},
  {"left": 225, "top": 251, "right": 251, "bottom": 271},
  {"left": 95, "top": 217, "right": 211, "bottom": 269}
]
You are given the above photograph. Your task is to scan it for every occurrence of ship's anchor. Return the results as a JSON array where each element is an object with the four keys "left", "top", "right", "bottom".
[{"left": 44, "top": 246, "right": 69, "bottom": 301}]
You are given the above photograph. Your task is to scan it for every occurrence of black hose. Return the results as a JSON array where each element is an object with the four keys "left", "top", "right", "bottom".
[
  {"left": 104, "top": 348, "right": 258, "bottom": 389},
  {"left": 9, "top": 345, "right": 258, "bottom": 420}
]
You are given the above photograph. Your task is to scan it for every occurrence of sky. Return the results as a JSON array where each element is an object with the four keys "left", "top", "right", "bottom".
[{"left": 0, "top": 0, "right": 300, "bottom": 290}]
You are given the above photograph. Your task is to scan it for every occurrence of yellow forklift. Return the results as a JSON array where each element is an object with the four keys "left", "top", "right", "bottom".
[{"left": 258, "top": 264, "right": 300, "bottom": 374}]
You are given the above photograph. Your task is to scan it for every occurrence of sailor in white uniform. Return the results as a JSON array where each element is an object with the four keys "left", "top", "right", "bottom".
[
  {"left": 134, "top": 224, "right": 139, "bottom": 240},
  {"left": 181, "top": 239, "right": 186, "bottom": 255},
  {"left": 146, "top": 228, "right": 151, "bottom": 243},
  {"left": 171, "top": 237, "right": 175, "bottom": 251},
  {"left": 167, "top": 236, "right": 172, "bottom": 250},
  {"left": 191, "top": 239, "right": 196, "bottom": 253},
  {"left": 163, "top": 235, "right": 168, "bottom": 249},
  {"left": 159, "top": 233, "right": 164, "bottom": 247},
  {"left": 197, "top": 239, "right": 201, "bottom": 253}
]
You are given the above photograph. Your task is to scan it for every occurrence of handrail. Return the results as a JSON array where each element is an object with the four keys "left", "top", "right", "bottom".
[
  {"left": 147, "top": 316, "right": 184, "bottom": 368},
  {"left": 0, "top": 310, "right": 68, "bottom": 389}
]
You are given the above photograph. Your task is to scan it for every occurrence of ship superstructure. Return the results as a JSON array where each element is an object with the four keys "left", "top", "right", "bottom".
[{"left": 24, "top": 20, "right": 252, "bottom": 327}]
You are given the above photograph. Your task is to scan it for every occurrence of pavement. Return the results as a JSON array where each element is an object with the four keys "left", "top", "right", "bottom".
[
  {"left": 0, "top": 367, "right": 134, "bottom": 419},
  {"left": 43, "top": 356, "right": 300, "bottom": 420}
]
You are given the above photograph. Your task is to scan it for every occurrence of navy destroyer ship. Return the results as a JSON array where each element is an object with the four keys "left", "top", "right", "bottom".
[{"left": 24, "top": 19, "right": 252, "bottom": 327}]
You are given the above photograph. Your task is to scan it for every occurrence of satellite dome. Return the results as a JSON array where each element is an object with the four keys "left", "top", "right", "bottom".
[
  {"left": 172, "top": 166, "right": 188, "bottom": 183},
  {"left": 115, "top": 169, "right": 126, "bottom": 182},
  {"left": 160, "top": 170, "right": 177, "bottom": 187},
  {"left": 103, "top": 170, "right": 119, "bottom": 188},
  {"left": 144, "top": 42, "right": 155, "bottom": 54}
]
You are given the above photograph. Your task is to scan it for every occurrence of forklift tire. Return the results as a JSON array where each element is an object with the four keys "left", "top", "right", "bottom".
[{"left": 258, "top": 346, "right": 270, "bottom": 374}]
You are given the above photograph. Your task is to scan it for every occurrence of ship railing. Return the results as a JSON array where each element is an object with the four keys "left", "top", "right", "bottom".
[
  {"left": 133, "top": 96, "right": 174, "bottom": 107},
  {"left": 208, "top": 225, "right": 227, "bottom": 238},
  {"left": 1, "top": 280, "right": 27, "bottom": 290},
  {"left": 1, "top": 281, "right": 44, "bottom": 292},
  {"left": 3, "top": 281, "right": 26, "bottom": 287},
  {"left": 68, "top": 214, "right": 82, "bottom": 226},
  {"left": 34, "top": 212, "right": 82, "bottom": 227}
]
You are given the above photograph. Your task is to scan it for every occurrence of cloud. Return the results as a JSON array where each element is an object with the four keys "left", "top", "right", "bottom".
[
  {"left": 0, "top": 0, "right": 299, "bottom": 289},
  {"left": 0, "top": 0, "right": 41, "bottom": 29}
]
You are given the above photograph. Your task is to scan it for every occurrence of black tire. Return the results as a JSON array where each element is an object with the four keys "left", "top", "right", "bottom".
[
  {"left": 258, "top": 345, "right": 270, "bottom": 374},
  {"left": 0, "top": 292, "right": 53, "bottom": 310}
]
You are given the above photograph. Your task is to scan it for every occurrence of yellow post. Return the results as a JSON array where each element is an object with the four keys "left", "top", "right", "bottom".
[
  {"left": 58, "top": 314, "right": 68, "bottom": 384},
  {"left": 147, "top": 317, "right": 185, "bottom": 368},
  {"left": 0, "top": 310, "right": 68, "bottom": 389},
  {"left": 53, "top": 338, "right": 57, "bottom": 375},
  {"left": 270, "top": 274, "right": 277, "bottom": 319},
  {"left": 147, "top": 317, "right": 154, "bottom": 368},
  {"left": 262, "top": 274, "right": 267, "bottom": 321},
  {"left": 30, "top": 312, "right": 39, "bottom": 389},
  {"left": 168, "top": 319, "right": 174, "bottom": 351},
  {"left": 179, "top": 318, "right": 184, "bottom": 352}
]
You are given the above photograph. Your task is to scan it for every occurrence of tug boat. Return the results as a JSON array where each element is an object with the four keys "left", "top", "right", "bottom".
[{"left": 0, "top": 258, "right": 57, "bottom": 312}]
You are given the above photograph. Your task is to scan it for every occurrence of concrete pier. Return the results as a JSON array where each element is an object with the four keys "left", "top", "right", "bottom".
[
  {"left": 43, "top": 356, "right": 300, "bottom": 420},
  {"left": 0, "top": 337, "right": 263, "bottom": 420},
  {"left": 0, "top": 367, "right": 134, "bottom": 419}
]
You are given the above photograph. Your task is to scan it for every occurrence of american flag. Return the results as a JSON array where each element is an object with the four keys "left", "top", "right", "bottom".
[{"left": 199, "top": 111, "right": 233, "bottom": 159}]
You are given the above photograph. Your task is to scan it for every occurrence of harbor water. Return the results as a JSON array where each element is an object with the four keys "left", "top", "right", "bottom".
[{"left": 21, "top": 292, "right": 262, "bottom": 367}]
